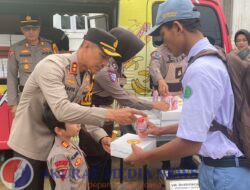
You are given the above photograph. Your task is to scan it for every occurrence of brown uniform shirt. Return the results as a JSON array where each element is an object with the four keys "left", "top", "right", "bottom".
[
  {"left": 7, "top": 38, "right": 54, "bottom": 105},
  {"left": 47, "top": 137, "right": 89, "bottom": 190},
  {"left": 93, "top": 61, "right": 153, "bottom": 110},
  {"left": 149, "top": 44, "right": 187, "bottom": 94},
  {"left": 79, "top": 60, "right": 153, "bottom": 156},
  {"left": 8, "top": 52, "right": 107, "bottom": 161}
]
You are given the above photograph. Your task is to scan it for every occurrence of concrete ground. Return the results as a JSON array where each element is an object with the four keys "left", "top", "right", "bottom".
[{"left": 0, "top": 156, "right": 164, "bottom": 190}]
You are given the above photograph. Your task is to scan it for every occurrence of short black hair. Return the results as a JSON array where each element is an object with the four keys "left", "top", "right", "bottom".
[
  {"left": 42, "top": 103, "right": 65, "bottom": 135},
  {"left": 163, "top": 18, "right": 201, "bottom": 33}
]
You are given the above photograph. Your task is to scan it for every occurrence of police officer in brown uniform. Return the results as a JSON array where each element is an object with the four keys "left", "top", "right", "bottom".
[
  {"left": 7, "top": 15, "right": 55, "bottom": 116},
  {"left": 8, "top": 28, "right": 146, "bottom": 190},
  {"left": 41, "top": 27, "right": 70, "bottom": 53},
  {"left": 150, "top": 44, "right": 197, "bottom": 170},
  {"left": 79, "top": 28, "right": 169, "bottom": 190},
  {"left": 149, "top": 44, "right": 187, "bottom": 96}
]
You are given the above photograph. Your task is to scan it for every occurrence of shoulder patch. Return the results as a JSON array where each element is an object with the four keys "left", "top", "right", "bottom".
[
  {"left": 70, "top": 62, "right": 78, "bottom": 75},
  {"left": 108, "top": 71, "right": 117, "bottom": 82},
  {"left": 151, "top": 51, "right": 161, "bottom": 60},
  {"left": 55, "top": 160, "right": 69, "bottom": 168},
  {"left": 56, "top": 168, "right": 68, "bottom": 181},
  {"left": 61, "top": 141, "right": 70, "bottom": 148},
  {"left": 184, "top": 85, "right": 192, "bottom": 99},
  {"left": 54, "top": 160, "right": 69, "bottom": 181}
]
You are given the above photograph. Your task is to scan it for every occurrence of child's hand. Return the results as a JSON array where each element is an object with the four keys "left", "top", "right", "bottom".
[
  {"left": 101, "top": 137, "right": 112, "bottom": 153},
  {"left": 146, "top": 122, "right": 161, "bottom": 136}
]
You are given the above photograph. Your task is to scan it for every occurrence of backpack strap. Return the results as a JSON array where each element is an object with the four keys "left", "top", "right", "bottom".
[
  {"left": 188, "top": 47, "right": 227, "bottom": 66},
  {"left": 210, "top": 120, "right": 233, "bottom": 140},
  {"left": 187, "top": 47, "right": 234, "bottom": 137}
]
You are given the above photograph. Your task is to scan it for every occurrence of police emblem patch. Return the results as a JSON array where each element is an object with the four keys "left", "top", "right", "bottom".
[
  {"left": 152, "top": 51, "right": 161, "bottom": 60},
  {"left": 55, "top": 160, "right": 69, "bottom": 181},
  {"left": 109, "top": 71, "right": 117, "bottom": 82}
]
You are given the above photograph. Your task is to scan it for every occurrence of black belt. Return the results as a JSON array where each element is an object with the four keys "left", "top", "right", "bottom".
[
  {"left": 202, "top": 156, "right": 250, "bottom": 168},
  {"left": 18, "top": 85, "right": 24, "bottom": 92}
]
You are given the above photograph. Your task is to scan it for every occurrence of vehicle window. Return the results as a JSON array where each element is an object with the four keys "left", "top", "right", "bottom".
[
  {"left": 61, "top": 15, "right": 71, "bottom": 30},
  {"left": 195, "top": 5, "right": 222, "bottom": 47},
  {"left": 88, "top": 14, "right": 108, "bottom": 31},
  {"left": 0, "top": 58, "right": 7, "bottom": 78},
  {"left": 76, "top": 15, "right": 86, "bottom": 30},
  {"left": 53, "top": 13, "right": 108, "bottom": 51},
  {"left": 152, "top": 3, "right": 223, "bottom": 47}
]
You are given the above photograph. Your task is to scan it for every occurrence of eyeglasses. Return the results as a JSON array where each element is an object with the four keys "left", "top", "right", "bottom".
[{"left": 22, "top": 26, "right": 40, "bottom": 32}]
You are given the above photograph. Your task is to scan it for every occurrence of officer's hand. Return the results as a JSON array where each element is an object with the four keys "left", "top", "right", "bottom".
[
  {"left": 100, "top": 137, "right": 112, "bottom": 154},
  {"left": 10, "top": 105, "right": 17, "bottom": 117},
  {"left": 107, "top": 108, "right": 147, "bottom": 125},
  {"left": 153, "top": 101, "right": 169, "bottom": 111},
  {"left": 158, "top": 80, "right": 169, "bottom": 96},
  {"left": 146, "top": 122, "right": 161, "bottom": 136},
  {"left": 124, "top": 144, "right": 148, "bottom": 167}
]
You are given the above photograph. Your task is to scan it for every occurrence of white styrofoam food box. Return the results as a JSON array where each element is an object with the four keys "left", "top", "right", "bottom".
[
  {"left": 111, "top": 133, "right": 156, "bottom": 158},
  {"left": 153, "top": 106, "right": 182, "bottom": 121}
]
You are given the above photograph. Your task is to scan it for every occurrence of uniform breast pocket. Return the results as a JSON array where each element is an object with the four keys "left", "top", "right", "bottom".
[{"left": 70, "top": 155, "right": 87, "bottom": 181}]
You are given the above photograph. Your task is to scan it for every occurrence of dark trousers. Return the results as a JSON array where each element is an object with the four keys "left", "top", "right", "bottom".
[
  {"left": 13, "top": 151, "right": 55, "bottom": 190},
  {"left": 162, "top": 156, "right": 197, "bottom": 169},
  {"left": 79, "top": 121, "right": 114, "bottom": 190},
  {"left": 86, "top": 153, "right": 112, "bottom": 190}
]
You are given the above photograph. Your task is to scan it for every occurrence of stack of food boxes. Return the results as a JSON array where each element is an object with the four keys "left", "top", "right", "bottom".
[{"left": 153, "top": 97, "right": 182, "bottom": 127}]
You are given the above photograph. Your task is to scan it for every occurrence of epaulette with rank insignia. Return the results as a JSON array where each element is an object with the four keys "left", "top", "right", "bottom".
[
  {"left": 61, "top": 141, "right": 70, "bottom": 148},
  {"left": 70, "top": 62, "right": 78, "bottom": 74}
]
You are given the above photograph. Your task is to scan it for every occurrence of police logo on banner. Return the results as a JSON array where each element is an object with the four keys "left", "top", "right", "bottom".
[{"left": 0, "top": 157, "right": 34, "bottom": 189}]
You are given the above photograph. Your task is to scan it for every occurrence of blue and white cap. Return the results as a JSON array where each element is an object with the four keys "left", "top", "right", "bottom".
[{"left": 147, "top": 0, "right": 200, "bottom": 36}]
